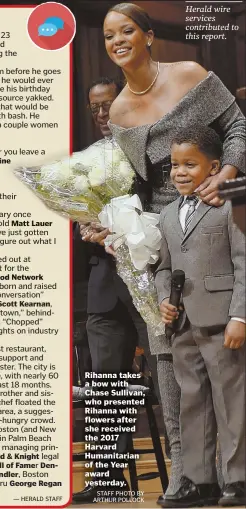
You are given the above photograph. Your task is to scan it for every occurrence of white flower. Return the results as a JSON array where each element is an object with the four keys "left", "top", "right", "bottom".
[
  {"left": 103, "top": 144, "right": 122, "bottom": 167},
  {"left": 88, "top": 164, "right": 106, "bottom": 187},
  {"left": 40, "top": 159, "right": 72, "bottom": 185},
  {"left": 118, "top": 160, "right": 132, "bottom": 175},
  {"left": 69, "top": 152, "right": 88, "bottom": 165},
  {"left": 73, "top": 175, "right": 89, "bottom": 193},
  {"left": 74, "top": 145, "right": 101, "bottom": 169}
]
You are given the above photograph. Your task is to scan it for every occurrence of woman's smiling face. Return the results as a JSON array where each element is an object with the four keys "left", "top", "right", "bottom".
[{"left": 103, "top": 11, "right": 152, "bottom": 67}]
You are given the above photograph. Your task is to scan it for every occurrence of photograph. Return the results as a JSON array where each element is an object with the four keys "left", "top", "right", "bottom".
[{"left": 70, "top": 2, "right": 246, "bottom": 508}]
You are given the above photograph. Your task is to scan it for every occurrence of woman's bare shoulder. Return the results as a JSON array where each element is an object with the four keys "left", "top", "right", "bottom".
[
  {"left": 109, "top": 87, "right": 130, "bottom": 124},
  {"left": 167, "top": 61, "right": 208, "bottom": 87}
]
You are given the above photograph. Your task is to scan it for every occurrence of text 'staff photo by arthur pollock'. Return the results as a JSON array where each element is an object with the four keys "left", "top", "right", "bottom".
[{"left": 1, "top": 1, "right": 246, "bottom": 509}]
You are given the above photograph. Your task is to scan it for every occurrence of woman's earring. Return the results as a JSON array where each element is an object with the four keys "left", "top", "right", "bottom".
[{"left": 148, "top": 41, "right": 151, "bottom": 46}]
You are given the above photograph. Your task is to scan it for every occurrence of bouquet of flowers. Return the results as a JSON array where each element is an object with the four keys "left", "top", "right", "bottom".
[
  {"left": 14, "top": 138, "right": 134, "bottom": 223},
  {"left": 14, "top": 138, "right": 164, "bottom": 334}
]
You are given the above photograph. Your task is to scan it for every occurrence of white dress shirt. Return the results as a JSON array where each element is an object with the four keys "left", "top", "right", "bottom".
[{"left": 179, "top": 195, "right": 201, "bottom": 232}]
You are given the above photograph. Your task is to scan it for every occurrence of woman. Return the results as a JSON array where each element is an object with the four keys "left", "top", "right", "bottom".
[{"left": 102, "top": 2, "right": 245, "bottom": 505}]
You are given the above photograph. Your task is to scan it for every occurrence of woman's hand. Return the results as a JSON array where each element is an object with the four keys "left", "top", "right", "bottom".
[
  {"left": 79, "top": 222, "right": 116, "bottom": 254},
  {"left": 195, "top": 165, "right": 238, "bottom": 207},
  {"left": 195, "top": 174, "right": 225, "bottom": 206},
  {"left": 79, "top": 222, "right": 109, "bottom": 246},
  {"left": 105, "top": 245, "right": 117, "bottom": 257}
]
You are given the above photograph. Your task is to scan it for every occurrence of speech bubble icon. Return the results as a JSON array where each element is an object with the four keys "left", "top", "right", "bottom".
[
  {"left": 38, "top": 23, "right": 58, "bottom": 37},
  {"left": 44, "top": 16, "right": 64, "bottom": 30}
]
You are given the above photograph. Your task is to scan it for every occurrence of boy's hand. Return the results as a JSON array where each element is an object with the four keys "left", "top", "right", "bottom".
[
  {"left": 159, "top": 298, "right": 180, "bottom": 324},
  {"left": 224, "top": 320, "right": 246, "bottom": 349}
]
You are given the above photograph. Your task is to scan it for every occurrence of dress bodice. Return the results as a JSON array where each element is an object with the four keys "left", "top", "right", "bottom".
[{"left": 109, "top": 71, "right": 244, "bottom": 213}]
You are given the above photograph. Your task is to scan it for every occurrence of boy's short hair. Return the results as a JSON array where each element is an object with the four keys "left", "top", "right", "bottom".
[{"left": 171, "top": 126, "right": 222, "bottom": 160}]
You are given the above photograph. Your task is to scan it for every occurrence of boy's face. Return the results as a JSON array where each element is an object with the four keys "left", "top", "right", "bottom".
[{"left": 171, "top": 142, "right": 220, "bottom": 195}]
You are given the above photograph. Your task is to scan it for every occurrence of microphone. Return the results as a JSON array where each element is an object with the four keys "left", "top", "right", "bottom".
[{"left": 165, "top": 269, "right": 185, "bottom": 343}]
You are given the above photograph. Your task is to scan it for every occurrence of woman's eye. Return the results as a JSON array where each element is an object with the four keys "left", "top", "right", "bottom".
[
  {"left": 124, "top": 29, "right": 133, "bottom": 34},
  {"left": 105, "top": 35, "right": 113, "bottom": 40},
  {"left": 187, "top": 164, "right": 195, "bottom": 168}
]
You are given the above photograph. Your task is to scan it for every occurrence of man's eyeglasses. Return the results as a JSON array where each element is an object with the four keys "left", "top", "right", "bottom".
[{"left": 89, "top": 101, "right": 113, "bottom": 115}]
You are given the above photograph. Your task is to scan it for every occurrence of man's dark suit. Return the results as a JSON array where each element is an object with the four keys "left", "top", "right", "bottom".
[
  {"left": 77, "top": 233, "right": 152, "bottom": 481},
  {"left": 87, "top": 244, "right": 132, "bottom": 313},
  {"left": 73, "top": 223, "right": 92, "bottom": 385},
  {"left": 86, "top": 241, "right": 149, "bottom": 376},
  {"left": 73, "top": 223, "right": 143, "bottom": 375}
]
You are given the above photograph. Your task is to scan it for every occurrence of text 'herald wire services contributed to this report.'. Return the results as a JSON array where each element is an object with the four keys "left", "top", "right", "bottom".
[{"left": 0, "top": 5, "right": 71, "bottom": 508}]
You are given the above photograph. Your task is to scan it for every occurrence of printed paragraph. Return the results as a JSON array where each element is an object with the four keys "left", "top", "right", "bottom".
[{"left": 185, "top": 3, "right": 240, "bottom": 41}]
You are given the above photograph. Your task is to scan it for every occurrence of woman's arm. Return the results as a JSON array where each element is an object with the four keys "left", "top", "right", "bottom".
[
  {"left": 196, "top": 101, "right": 246, "bottom": 205},
  {"left": 219, "top": 101, "right": 245, "bottom": 173}
]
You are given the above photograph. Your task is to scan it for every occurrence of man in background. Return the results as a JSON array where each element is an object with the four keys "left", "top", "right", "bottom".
[{"left": 88, "top": 76, "right": 122, "bottom": 138}]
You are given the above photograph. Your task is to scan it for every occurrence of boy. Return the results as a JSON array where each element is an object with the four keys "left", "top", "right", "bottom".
[{"left": 155, "top": 126, "right": 245, "bottom": 508}]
